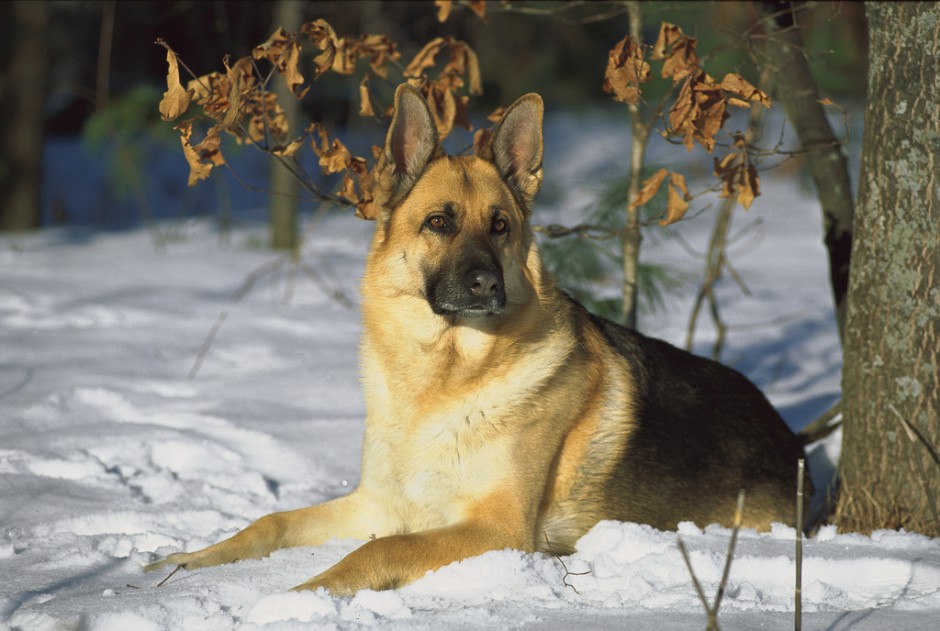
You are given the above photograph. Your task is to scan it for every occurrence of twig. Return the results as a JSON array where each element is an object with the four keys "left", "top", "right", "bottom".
[
  {"left": 684, "top": 69, "right": 768, "bottom": 358},
  {"left": 677, "top": 490, "right": 746, "bottom": 631},
  {"left": 799, "top": 399, "right": 843, "bottom": 444},
  {"left": 543, "top": 533, "right": 590, "bottom": 594},
  {"left": 888, "top": 405, "right": 940, "bottom": 534},
  {"left": 298, "top": 263, "right": 355, "bottom": 310},
  {"left": 676, "top": 537, "right": 713, "bottom": 616},
  {"left": 189, "top": 310, "right": 228, "bottom": 380},
  {"left": 156, "top": 564, "right": 183, "bottom": 587},
  {"left": 684, "top": 193, "right": 734, "bottom": 357},
  {"left": 713, "top": 491, "right": 745, "bottom": 622},
  {"left": 795, "top": 459, "right": 804, "bottom": 631},
  {"left": 620, "top": 0, "right": 647, "bottom": 329},
  {"left": 887, "top": 404, "right": 940, "bottom": 467},
  {"left": 233, "top": 258, "right": 287, "bottom": 302}
]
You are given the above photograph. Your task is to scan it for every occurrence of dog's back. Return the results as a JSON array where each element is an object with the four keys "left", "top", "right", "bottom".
[
  {"left": 536, "top": 299, "right": 809, "bottom": 553},
  {"left": 593, "top": 308, "right": 807, "bottom": 528}
]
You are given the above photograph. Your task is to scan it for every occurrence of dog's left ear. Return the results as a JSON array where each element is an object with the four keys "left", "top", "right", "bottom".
[
  {"left": 378, "top": 84, "right": 441, "bottom": 208},
  {"left": 487, "top": 94, "right": 544, "bottom": 210}
]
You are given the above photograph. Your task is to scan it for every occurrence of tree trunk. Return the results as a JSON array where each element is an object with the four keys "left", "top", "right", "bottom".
[
  {"left": 837, "top": 1, "right": 940, "bottom": 536},
  {"left": 0, "top": 1, "right": 49, "bottom": 231},
  {"left": 268, "top": 0, "right": 303, "bottom": 251},
  {"left": 759, "top": 1, "right": 856, "bottom": 346}
]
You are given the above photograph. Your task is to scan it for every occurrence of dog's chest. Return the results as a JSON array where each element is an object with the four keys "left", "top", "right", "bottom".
[{"left": 368, "top": 401, "right": 513, "bottom": 527}]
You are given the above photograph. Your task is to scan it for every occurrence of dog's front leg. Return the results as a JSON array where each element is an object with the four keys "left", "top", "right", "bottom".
[
  {"left": 291, "top": 519, "right": 529, "bottom": 596},
  {"left": 145, "top": 489, "right": 389, "bottom": 572}
]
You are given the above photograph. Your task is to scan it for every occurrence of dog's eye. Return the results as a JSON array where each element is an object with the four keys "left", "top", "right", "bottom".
[
  {"left": 425, "top": 215, "right": 450, "bottom": 233},
  {"left": 491, "top": 217, "right": 509, "bottom": 236}
]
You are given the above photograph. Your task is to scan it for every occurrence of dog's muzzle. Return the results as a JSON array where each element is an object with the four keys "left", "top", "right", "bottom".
[{"left": 427, "top": 264, "right": 507, "bottom": 318}]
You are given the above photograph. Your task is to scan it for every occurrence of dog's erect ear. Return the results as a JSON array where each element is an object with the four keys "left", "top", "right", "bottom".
[
  {"left": 381, "top": 84, "right": 440, "bottom": 202},
  {"left": 488, "top": 94, "right": 544, "bottom": 209}
]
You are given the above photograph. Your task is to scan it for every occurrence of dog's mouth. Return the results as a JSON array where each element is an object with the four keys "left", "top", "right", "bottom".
[{"left": 430, "top": 300, "right": 506, "bottom": 319}]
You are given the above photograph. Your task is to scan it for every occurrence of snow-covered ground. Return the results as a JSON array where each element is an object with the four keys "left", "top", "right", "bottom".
[{"left": 2, "top": 112, "right": 939, "bottom": 629}]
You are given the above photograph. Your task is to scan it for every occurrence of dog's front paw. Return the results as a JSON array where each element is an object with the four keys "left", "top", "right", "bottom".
[
  {"left": 290, "top": 564, "right": 386, "bottom": 597},
  {"left": 144, "top": 551, "right": 197, "bottom": 573},
  {"left": 145, "top": 547, "right": 238, "bottom": 573},
  {"left": 290, "top": 572, "right": 356, "bottom": 597}
]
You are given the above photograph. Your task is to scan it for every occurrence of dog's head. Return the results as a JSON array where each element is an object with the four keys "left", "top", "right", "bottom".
[{"left": 365, "top": 84, "right": 544, "bottom": 323}]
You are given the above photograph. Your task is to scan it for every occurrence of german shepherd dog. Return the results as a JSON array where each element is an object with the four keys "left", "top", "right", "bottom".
[{"left": 147, "top": 85, "right": 810, "bottom": 595}]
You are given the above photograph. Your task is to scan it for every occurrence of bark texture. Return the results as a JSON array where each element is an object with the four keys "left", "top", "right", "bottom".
[
  {"left": 268, "top": 0, "right": 303, "bottom": 250},
  {"left": 760, "top": 1, "right": 856, "bottom": 345},
  {"left": 837, "top": 1, "right": 940, "bottom": 535}
]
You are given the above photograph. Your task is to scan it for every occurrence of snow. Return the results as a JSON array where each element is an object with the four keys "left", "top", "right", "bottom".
[{"left": 2, "top": 113, "right": 939, "bottom": 629}]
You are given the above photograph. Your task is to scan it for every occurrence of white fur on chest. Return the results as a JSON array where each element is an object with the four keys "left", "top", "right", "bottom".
[{"left": 363, "top": 395, "right": 514, "bottom": 531}]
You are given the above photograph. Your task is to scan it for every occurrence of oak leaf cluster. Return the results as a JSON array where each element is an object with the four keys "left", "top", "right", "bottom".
[
  {"left": 157, "top": 18, "right": 484, "bottom": 220},
  {"left": 604, "top": 23, "right": 770, "bottom": 221}
]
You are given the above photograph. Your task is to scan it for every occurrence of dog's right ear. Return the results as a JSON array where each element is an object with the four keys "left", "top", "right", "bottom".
[{"left": 376, "top": 84, "right": 440, "bottom": 209}]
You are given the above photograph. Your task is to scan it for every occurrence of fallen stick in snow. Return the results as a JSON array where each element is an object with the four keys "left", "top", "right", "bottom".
[{"left": 677, "top": 489, "right": 745, "bottom": 631}]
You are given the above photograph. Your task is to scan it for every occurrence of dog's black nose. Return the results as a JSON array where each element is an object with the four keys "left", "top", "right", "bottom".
[{"left": 466, "top": 269, "right": 501, "bottom": 298}]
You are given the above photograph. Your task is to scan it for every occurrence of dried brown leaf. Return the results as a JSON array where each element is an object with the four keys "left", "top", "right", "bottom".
[
  {"left": 473, "top": 127, "right": 493, "bottom": 156},
  {"left": 356, "top": 194, "right": 378, "bottom": 221},
  {"left": 250, "top": 93, "right": 289, "bottom": 145},
  {"left": 310, "top": 125, "right": 354, "bottom": 174},
  {"left": 302, "top": 20, "right": 399, "bottom": 80},
  {"left": 669, "top": 171, "right": 689, "bottom": 198},
  {"left": 176, "top": 120, "right": 218, "bottom": 186},
  {"left": 719, "top": 73, "right": 770, "bottom": 108},
  {"left": 662, "top": 181, "right": 690, "bottom": 225},
  {"left": 406, "top": 37, "right": 446, "bottom": 78},
  {"left": 216, "top": 56, "right": 257, "bottom": 137},
  {"left": 667, "top": 72, "right": 727, "bottom": 152},
  {"left": 359, "top": 75, "right": 375, "bottom": 117},
  {"left": 817, "top": 97, "right": 845, "bottom": 110},
  {"left": 652, "top": 22, "right": 699, "bottom": 81},
  {"left": 485, "top": 106, "right": 505, "bottom": 124},
  {"left": 739, "top": 161, "right": 759, "bottom": 209},
  {"left": 193, "top": 127, "right": 225, "bottom": 166},
  {"left": 629, "top": 168, "right": 669, "bottom": 209},
  {"left": 667, "top": 75, "right": 697, "bottom": 151},
  {"left": 252, "top": 27, "right": 290, "bottom": 64},
  {"left": 713, "top": 150, "right": 760, "bottom": 210},
  {"left": 425, "top": 83, "right": 457, "bottom": 139},
  {"left": 187, "top": 72, "right": 226, "bottom": 116},
  {"left": 271, "top": 135, "right": 305, "bottom": 157},
  {"left": 303, "top": 19, "right": 341, "bottom": 78},
  {"left": 651, "top": 23, "right": 683, "bottom": 59},
  {"left": 339, "top": 172, "right": 358, "bottom": 204},
  {"left": 159, "top": 48, "right": 192, "bottom": 121},
  {"left": 438, "top": 40, "right": 479, "bottom": 94},
  {"left": 692, "top": 80, "right": 726, "bottom": 153},
  {"left": 468, "top": 0, "right": 488, "bottom": 21},
  {"left": 435, "top": 0, "right": 453, "bottom": 22},
  {"left": 603, "top": 36, "right": 650, "bottom": 105},
  {"left": 463, "top": 44, "right": 483, "bottom": 95},
  {"left": 360, "top": 34, "right": 400, "bottom": 79}
]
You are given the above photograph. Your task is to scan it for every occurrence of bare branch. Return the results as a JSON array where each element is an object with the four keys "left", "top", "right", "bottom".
[
  {"left": 889, "top": 405, "right": 940, "bottom": 534},
  {"left": 189, "top": 310, "right": 228, "bottom": 380}
]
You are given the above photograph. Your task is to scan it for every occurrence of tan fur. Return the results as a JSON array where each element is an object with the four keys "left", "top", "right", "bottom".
[{"left": 146, "top": 85, "right": 807, "bottom": 594}]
